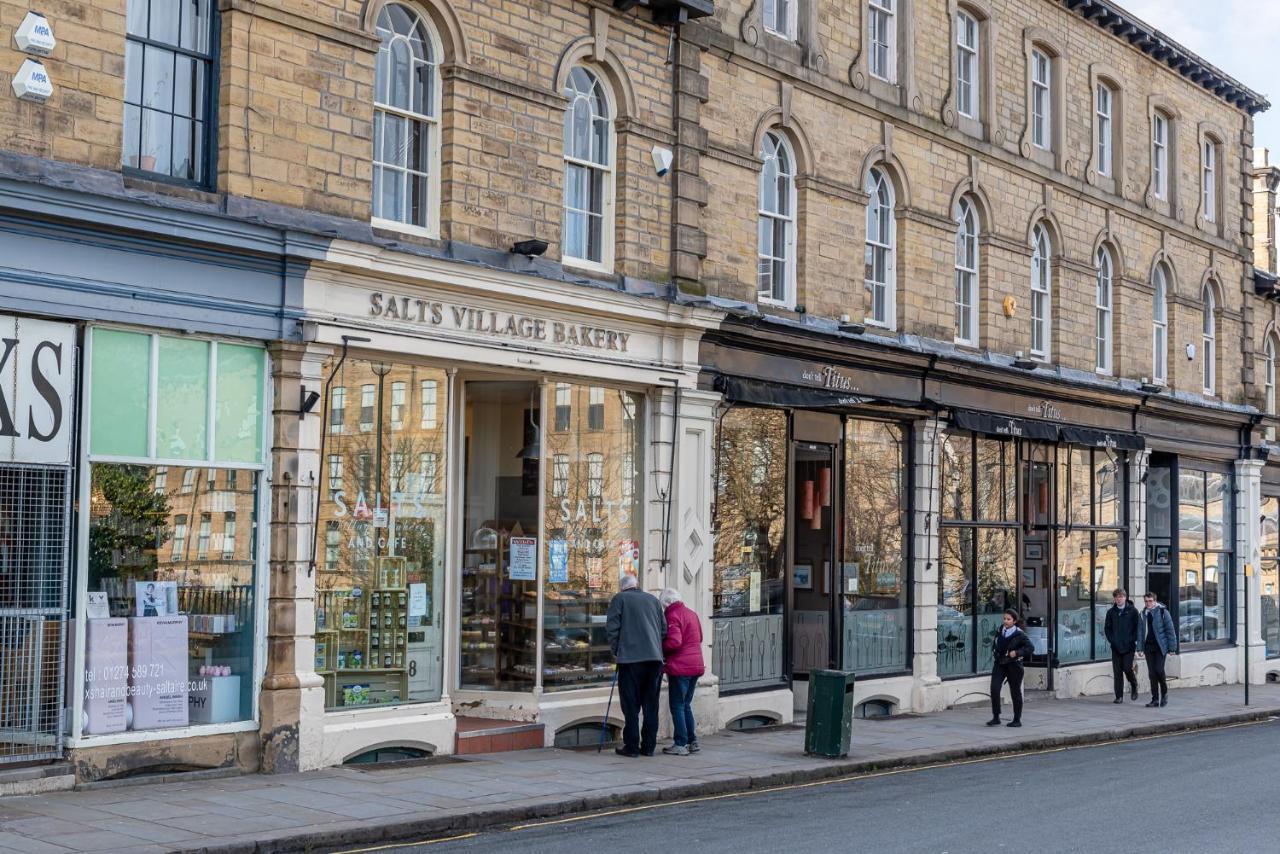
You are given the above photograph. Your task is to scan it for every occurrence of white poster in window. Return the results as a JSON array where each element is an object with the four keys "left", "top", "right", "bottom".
[
  {"left": 0, "top": 314, "right": 76, "bottom": 465},
  {"left": 134, "top": 581, "right": 177, "bottom": 617},
  {"left": 129, "top": 616, "right": 190, "bottom": 730},
  {"left": 748, "top": 569, "right": 761, "bottom": 612},
  {"left": 408, "top": 582, "right": 428, "bottom": 617},
  {"left": 509, "top": 537, "right": 537, "bottom": 580},
  {"left": 85, "top": 591, "right": 110, "bottom": 619},
  {"left": 81, "top": 618, "right": 128, "bottom": 734}
]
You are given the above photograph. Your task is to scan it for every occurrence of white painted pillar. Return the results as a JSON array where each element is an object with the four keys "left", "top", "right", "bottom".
[
  {"left": 1128, "top": 449, "right": 1151, "bottom": 597},
  {"left": 1235, "top": 459, "right": 1265, "bottom": 683},
  {"left": 912, "top": 417, "right": 944, "bottom": 711}
]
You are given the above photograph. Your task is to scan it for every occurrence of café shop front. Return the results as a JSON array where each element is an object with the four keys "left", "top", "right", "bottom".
[
  {"left": 702, "top": 314, "right": 1255, "bottom": 727},
  {"left": 282, "top": 246, "right": 721, "bottom": 767}
]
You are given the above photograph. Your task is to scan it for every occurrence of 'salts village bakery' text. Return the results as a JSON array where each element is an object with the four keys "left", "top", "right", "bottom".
[{"left": 369, "top": 292, "right": 631, "bottom": 352}]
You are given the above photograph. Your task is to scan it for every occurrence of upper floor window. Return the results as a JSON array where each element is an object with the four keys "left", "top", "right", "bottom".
[
  {"left": 1152, "top": 113, "right": 1170, "bottom": 200},
  {"left": 763, "top": 0, "right": 797, "bottom": 40},
  {"left": 588, "top": 386, "right": 605, "bottom": 431},
  {"left": 563, "top": 66, "right": 615, "bottom": 270},
  {"left": 865, "top": 167, "right": 896, "bottom": 328},
  {"left": 955, "top": 11, "right": 979, "bottom": 119},
  {"left": 1096, "top": 84, "right": 1114, "bottom": 177},
  {"left": 420, "top": 379, "right": 438, "bottom": 429},
  {"left": 373, "top": 3, "right": 442, "bottom": 234},
  {"left": 1153, "top": 264, "right": 1169, "bottom": 385},
  {"left": 1031, "top": 50, "right": 1051, "bottom": 150},
  {"left": 1202, "top": 139, "right": 1218, "bottom": 224},
  {"left": 758, "top": 131, "right": 797, "bottom": 307},
  {"left": 123, "top": 0, "right": 217, "bottom": 185},
  {"left": 954, "top": 197, "right": 979, "bottom": 347},
  {"left": 330, "top": 385, "right": 346, "bottom": 434},
  {"left": 1030, "top": 224, "right": 1051, "bottom": 361},
  {"left": 1266, "top": 337, "right": 1277, "bottom": 418},
  {"left": 555, "top": 382, "right": 572, "bottom": 431},
  {"left": 1202, "top": 285, "right": 1217, "bottom": 396},
  {"left": 869, "top": 0, "right": 897, "bottom": 83},
  {"left": 1095, "top": 247, "right": 1114, "bottom": 374}
]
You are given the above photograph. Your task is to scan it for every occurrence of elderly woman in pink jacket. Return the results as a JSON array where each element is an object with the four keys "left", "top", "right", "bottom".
[{"left": 660, "top": 588, "right": 704, "bottom": 756}]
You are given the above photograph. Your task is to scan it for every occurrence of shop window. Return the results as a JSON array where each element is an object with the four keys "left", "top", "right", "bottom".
[
  {"left": 420, "top": 380, "right": 437, "bottom": 429},
  {"left": 123, "top": 0, "right": 216, "bottom": 185},
  {"left": 543, "top": 385, "right": 644, "bottom": 692},
  {"left": 331, "top": 386, "right": 346, "bottom": 434},
  {"left": 841, "top": 420, "right": 908, "bottom": 675},
  {"left": 83, "top": 329, "right": 266, "bottom": 736},
  {"left": 555, "top": 383, "right": 572, "bottom": 431},
  {"left": 713, "top": 407, "right": 788, "bottom": 691},
  {"left": 372, "top": 3, "right": 442, "bottom": 235},
  {"left": 316, "top": 358, "right": 448, "bottom": 708},
  {"left": 1177, "top": 468, "right": 1232, "bottom": 644},
  {"left": 1261, "top": 496, "right": 1279, "bottom": 658},
  {"left": 562, "top": 66, "right": 615, "bottom": 270}
]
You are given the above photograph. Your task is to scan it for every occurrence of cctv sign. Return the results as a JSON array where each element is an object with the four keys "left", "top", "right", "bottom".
[
  {"left": 0, "top": 315, "right": 77, "bottom": 466},
  {"left": 12, "top": 59, "right": 54, "bottom": 102},
  {"left": 15, "top": 12, "right": 56, "bottom": 55}
]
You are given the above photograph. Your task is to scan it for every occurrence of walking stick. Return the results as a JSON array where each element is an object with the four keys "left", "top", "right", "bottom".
[{"left": 598, "top": 668, "right": 618, "bottom": 752}]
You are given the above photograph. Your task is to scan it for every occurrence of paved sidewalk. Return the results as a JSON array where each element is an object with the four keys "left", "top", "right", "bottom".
[{"left": 0, "top": 684, "right": 1276, "bottom": 854}]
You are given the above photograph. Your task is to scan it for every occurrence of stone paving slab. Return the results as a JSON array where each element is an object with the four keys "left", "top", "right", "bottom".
[{"left": 0, "top": 684, "right": 1276, "bottom": 854}]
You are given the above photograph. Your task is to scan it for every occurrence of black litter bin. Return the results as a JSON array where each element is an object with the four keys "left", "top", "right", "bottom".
[{"left": 804, "top": 669, "right": 855, "bottom": 758}]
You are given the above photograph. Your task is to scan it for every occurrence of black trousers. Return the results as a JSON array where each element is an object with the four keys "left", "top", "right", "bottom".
[
  {"left": 617, "top": 661, "right": 663, "bottom": 754},
  {"left": 1144, "top": 647, "right": 1168, "bottom": 700},
  {"left": 990, "top": 664, "right": 1024, "bottom": 721},
  {"left": 1111, "top": 650, "right": 1138, "bottom": 698}
]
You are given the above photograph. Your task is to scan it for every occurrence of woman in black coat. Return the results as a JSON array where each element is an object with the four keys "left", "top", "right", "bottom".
[{"left": 987, "top": 609, "right": 1036, "bottom": 728}]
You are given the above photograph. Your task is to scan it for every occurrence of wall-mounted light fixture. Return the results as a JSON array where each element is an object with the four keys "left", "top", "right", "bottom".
[{"left": 511, "top": 238, "right": 549, "bottom": 257}]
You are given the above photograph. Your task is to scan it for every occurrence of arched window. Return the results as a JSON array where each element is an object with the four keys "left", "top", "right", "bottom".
[
  {"left": 373, "top": 3, "right": 442, "bottom": 233},
  {"left": 954, "top": 197, "right": 979, "bottom": 346},
  {"left": 1152, "top": 264, "right": 1169, "bottom": 385},
  {"left": 758, "top": 131, "right": 796, "bottom": 306},
  {"left": 1030, "top": 224, "right": 1051, "bottom": 360},
  {"left": 1095, "top": 247, "right": 1114, "bottom": 373},
  {"left": 563, "top": 66, "right": 614, "bottom": 269},
  {"left": 1266, "top": 336, "right": 1277, "bottom": 418},
  {"left": 1202, "top": 285, "right": 1217, "bottom": 395},
  {"left": 865, "top": 167, "right": 896, "bottom": 328}
]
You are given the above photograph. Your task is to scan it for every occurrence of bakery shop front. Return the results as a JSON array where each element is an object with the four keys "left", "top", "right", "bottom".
[{"left": 291, "top": 252, "right": 718, "bottom": 766}]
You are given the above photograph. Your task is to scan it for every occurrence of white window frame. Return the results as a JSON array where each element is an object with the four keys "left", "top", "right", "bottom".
[
  {"left": 562, "top": 66, "right": 616, "bottom": 273},
  {"left": 1095, "top": 247, "right": 1114, "bottom": 374},
  {"left": 372, "top": 3, "right": 443, "bottom": 238},
  {"left": 1030, "top": 224, "right": 1051, "bottom": 361},
  {"left": 1202, "top": 140, "right": 1217, "bottom": 224},
  {"left": 1096, "top": 83, "right": 1113, "bottom": 177},
  {"left": 329, "top": 385, "right": 345, "bottom": 434},
  {"left": 419, "top": 451, "right": 438, "bottom": 494},
  {"left": 954, "top": 197, "right": 979, "bottom": 347},
  {"left": 390, "top": 380, "right": 406, "bottom": 430},
  {"left": 757, "top": 130, "right": 797, "bottom": 308},
  {"left": 360, "top": 384, "right": 375, "bottom": 432},
  {"left": 197, "top": 513, "right": 211, "bottom": 560},
  {"left": 1152, "top": 113, "right": 1169, "bottom": 200},
  {"left": 763, "top": 0, "right": 798, "bottom": 40},
  {"left": 552, "top": 453, "right": 570, "bottom": 499},
  {"left": 1266, "top": 338, "right": 1277, "bottom": 420},
  {"left": 1202, "top": 285, "right": 1216, "bottom": 395},
  {"left": 328, "top": 453, "right": 343, "bottom": 493},
  {"left": 1153, "top": 265, "right": 1169, "bottom": 385},
  {"left": 869, "top": 0, "right": 897, "bottom": 83},
  {"left": 1031, "top": 49, "right": 1051, "bottom": 150},
  {"left": 956, "top": 10, "right": 979, "bottom": 120},
  {"left": 222, "top": 513, "right": 236, "bottom": 561},
  {"left": 587, "top": 452, "right": 604, "bottom": 499},
  {"left": 865, "top": 167, "right": 896, "bottom": 329},
  {"left": 420, "top": 379, "right": 437, "bottom": 429}
]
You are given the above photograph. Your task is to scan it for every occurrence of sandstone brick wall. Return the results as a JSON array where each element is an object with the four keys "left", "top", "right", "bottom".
[{"left": 696, "top": 0, "right": 1263, "bottom": 406}]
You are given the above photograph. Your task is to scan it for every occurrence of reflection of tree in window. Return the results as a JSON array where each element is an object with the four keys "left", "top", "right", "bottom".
[
  {"left": 420, "top": 380, "right": 437, "bottom": 428},
  {"left": 553, "top": 453, "right": 569, "bottom": 498},
  {"left": 555, "top": 383, "right": 572, "bottom": 430},
  {"left": 587, "top": 453, "right": 604, "bottom": 498},
  {"left": 390, "top": 381, "right": 406, "bottom": 429},
  {"left": 330, "top": 386, "right": 346, "bottom": 433},
  {"left": 360, "top": 384, "right": 375, "bottom": 432},
  {"left": 172, "top": 514, "right": 188, "bottom": 561}
]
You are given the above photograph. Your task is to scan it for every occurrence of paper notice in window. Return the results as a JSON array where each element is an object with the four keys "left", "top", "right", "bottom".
[
  {"left": 408, "top": 583, "right": 428, "bottom": 618},
  {"left": 749, "top": 570, "right": 761, "bottom": 612},
  {"left": 509, "top": 537, "right": 537, "bottom": 581}
]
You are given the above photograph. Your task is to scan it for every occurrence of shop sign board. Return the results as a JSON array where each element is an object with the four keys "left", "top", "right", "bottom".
[{"left": 0, "top": 314, "right": 76, "bottom": 465}]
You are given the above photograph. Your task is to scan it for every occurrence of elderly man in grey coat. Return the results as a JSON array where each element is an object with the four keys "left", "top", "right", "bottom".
[{"left": 606, "top": 574, "right": 667, "bottom": 757}]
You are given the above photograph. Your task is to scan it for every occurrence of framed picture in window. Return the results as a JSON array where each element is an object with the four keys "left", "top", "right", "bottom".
[
  {"left": 1021, "top": 568, "right": 1037, "bottom": 588},
  {"left": 1024, "top": 543, "right": 1044, "bottom": 561},
  {"left": 793, "top": 564, "right": 813, "bottom": 590}
]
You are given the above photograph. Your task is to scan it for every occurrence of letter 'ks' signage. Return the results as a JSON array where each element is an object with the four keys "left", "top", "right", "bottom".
[{"left": 0, "top": 315, "right": 76, "bottom": 466}]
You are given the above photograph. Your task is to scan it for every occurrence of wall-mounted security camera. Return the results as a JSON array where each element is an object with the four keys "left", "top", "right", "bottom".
[{"left": 651, "top": 145, "right": 673, "bottom": 177}]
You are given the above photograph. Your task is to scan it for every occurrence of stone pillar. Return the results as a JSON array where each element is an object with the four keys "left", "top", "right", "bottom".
[
  {"left": 1235, "top": 458, "right": 1265, "bottom": 683},
  {"left": 259, "top": 342, "right": 331, "bottom": 773},
  {"left": 912, "top": 417, "right": 944, "bottom": 711},
  {"left": 1128, "top": 449, "right": 1151, "bottom": 597}
]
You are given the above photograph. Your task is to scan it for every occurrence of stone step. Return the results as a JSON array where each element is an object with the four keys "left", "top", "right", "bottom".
[{"left": 454, "top": 716, "right": 545, "bottom": 755}]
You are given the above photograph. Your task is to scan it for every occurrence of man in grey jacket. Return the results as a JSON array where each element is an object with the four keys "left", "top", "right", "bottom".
[{"left": 606, "top": 574, "right": 667, "bottom": 757}]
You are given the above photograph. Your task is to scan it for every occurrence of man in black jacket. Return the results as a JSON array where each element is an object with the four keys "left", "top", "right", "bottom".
[{"left": 1104, "top": 588, "right": 1141, "bottom": 703}]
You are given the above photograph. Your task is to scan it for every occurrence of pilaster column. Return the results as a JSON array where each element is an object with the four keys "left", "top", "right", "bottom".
[
  {"left": 1235, "top": 458, "right": 1265, "bottom": 683},
  {"left": 1128, "top": 449, "right": 1151, "bottom": 597},
  {"left": 912, "top": 418, "right": 944, "bottom": 707},
  {"left": 259, "top": 342, "right": 331, "bottom": 773}
]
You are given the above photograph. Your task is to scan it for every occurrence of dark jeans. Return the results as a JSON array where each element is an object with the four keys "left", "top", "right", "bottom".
[
  {"left": 990, "top": 664, "right": 1024, "bottom": 721},
  {"left": 1144, "top": 647, "right": 1168, "bottom": 700},
  {"left": 1111, "top": 649, "right": 1138, "bottom": 698},
  {"left": 668, "top": 675, "right": 699, "bottom": 747},
  {"left": 618, "top": 661, "right": 663, "bottom": 754}
]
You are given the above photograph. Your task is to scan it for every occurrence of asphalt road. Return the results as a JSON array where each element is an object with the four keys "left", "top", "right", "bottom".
[{"left": 349, "top": 719, "right": 1280, "bottom": 854}]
